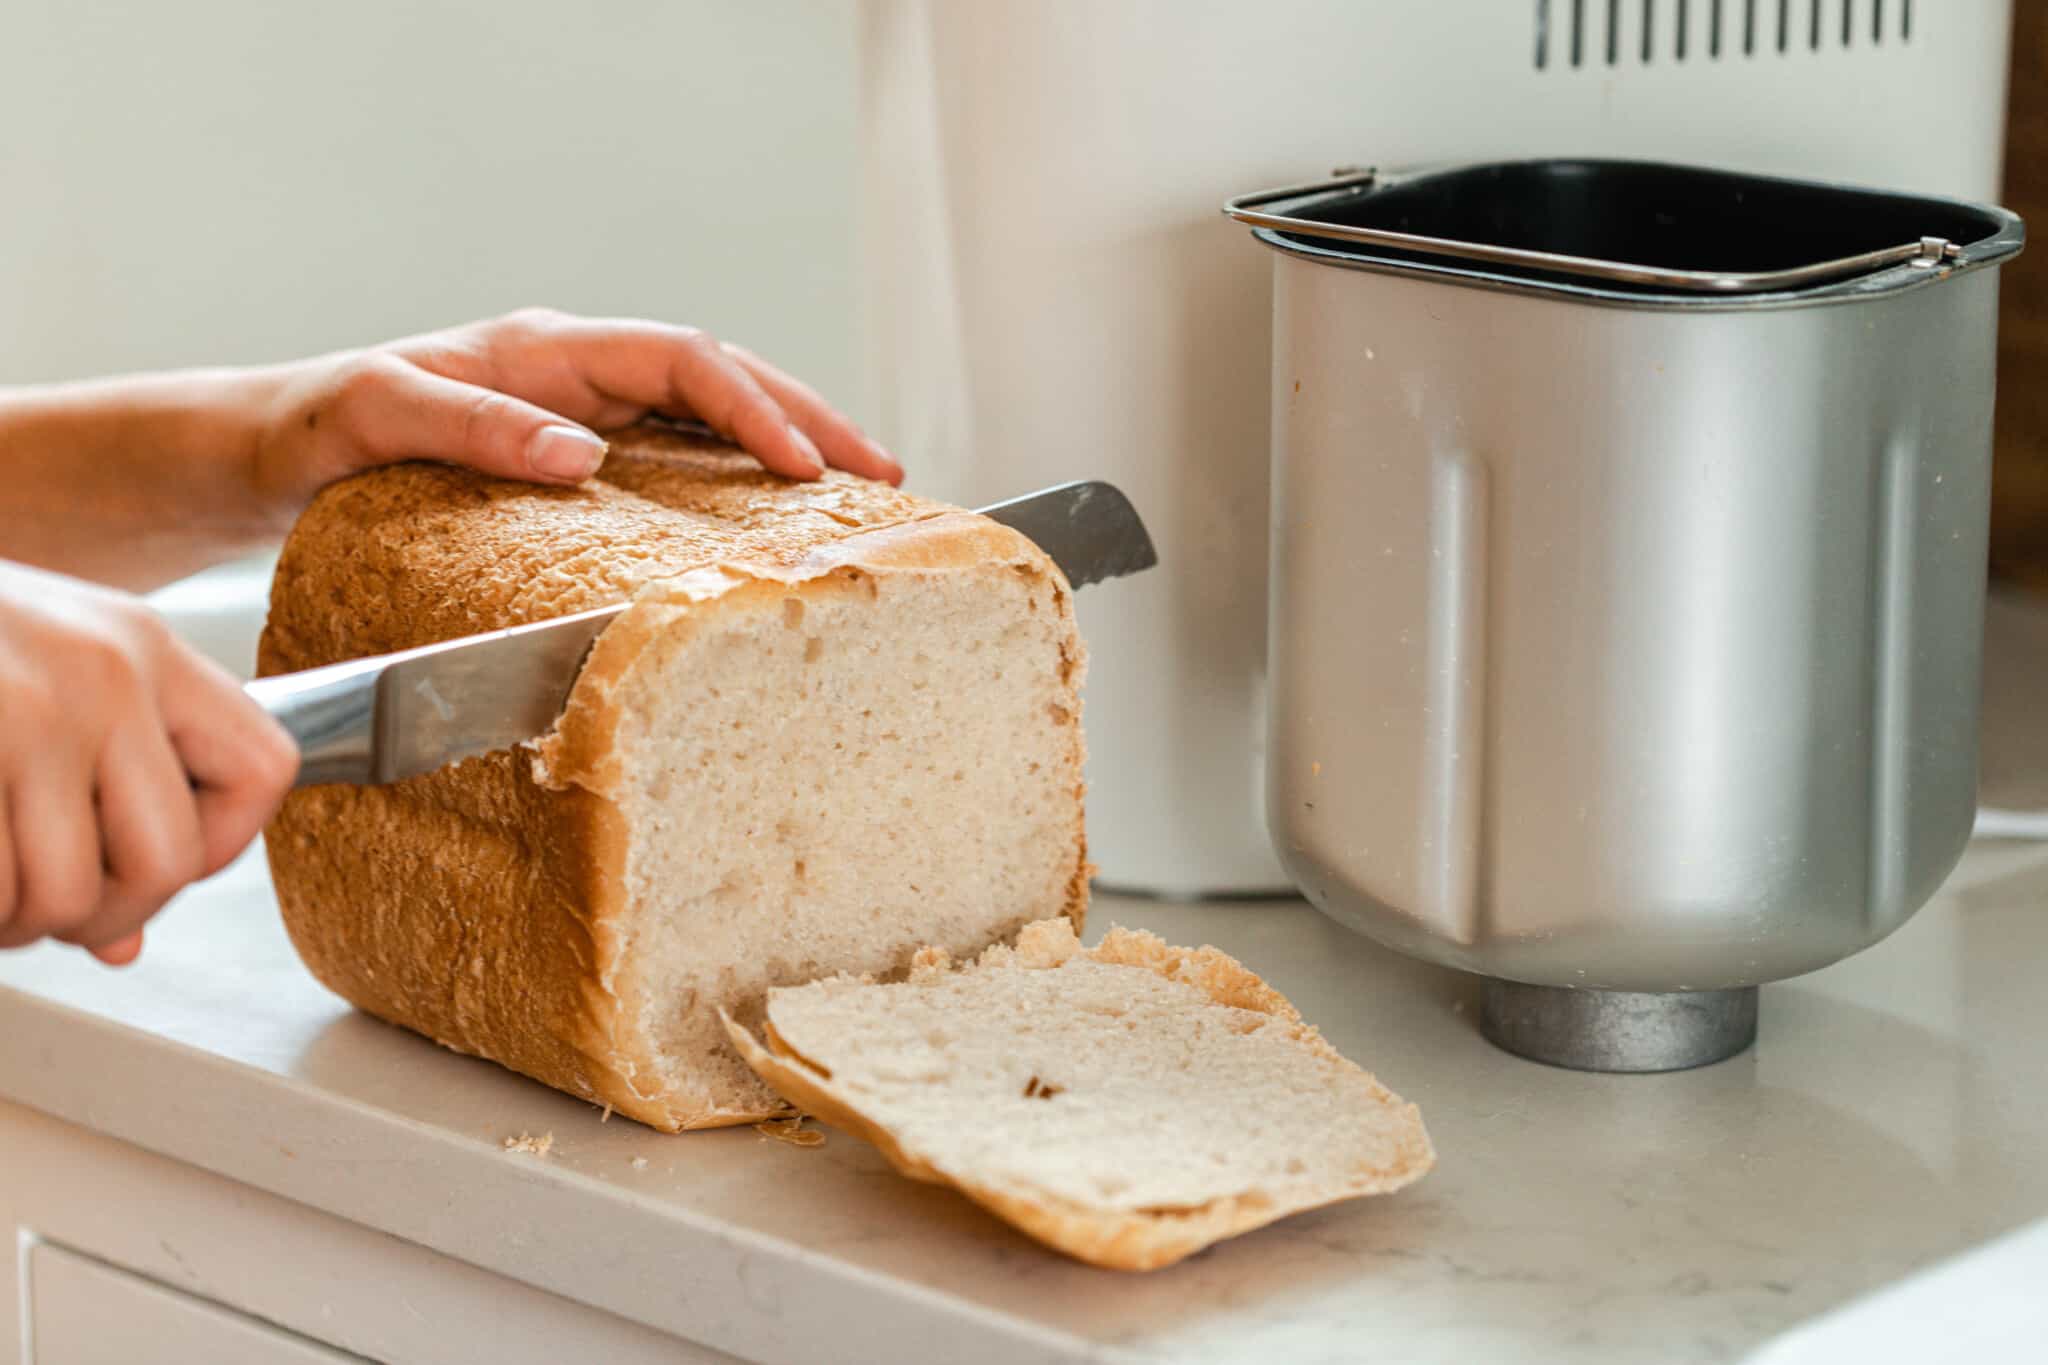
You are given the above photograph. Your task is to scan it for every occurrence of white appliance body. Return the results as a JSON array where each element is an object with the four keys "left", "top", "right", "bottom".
[{"left": 856, "top": 0, "right": 2013, "bottom": 896}]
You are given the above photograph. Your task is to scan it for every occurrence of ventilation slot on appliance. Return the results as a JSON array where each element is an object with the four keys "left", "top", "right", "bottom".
[{"left": 1534, "top": 0, "right": 1913, "bottom": 69}]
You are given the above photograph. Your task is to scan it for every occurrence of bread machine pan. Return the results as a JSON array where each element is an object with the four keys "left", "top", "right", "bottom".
[{"left": 1226, "top": 158, "right": 2024, "bottom": 1071}]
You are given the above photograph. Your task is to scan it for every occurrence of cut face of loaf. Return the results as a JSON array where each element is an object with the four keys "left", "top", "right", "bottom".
[
  {"left": 260, "top": 430, "right": 1088, "bottom": 1131},
  {"left": 545, "top": 533, "right": 1088, "bottom": 1121},
  {"left": 725, "top": 919, "right": 1435, "bottom": 1270}
]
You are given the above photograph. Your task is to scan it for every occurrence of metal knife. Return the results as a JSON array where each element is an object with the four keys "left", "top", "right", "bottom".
[{"left": 244, "top": 481, "right": 1156, "bottom": 788}]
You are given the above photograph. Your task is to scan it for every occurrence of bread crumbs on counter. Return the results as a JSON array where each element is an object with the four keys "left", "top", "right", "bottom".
[
  {"left": 630, "top": 1156, "right": 649, "bottom": 1170},
  {"left": 502, "top": 1131, "right": 555, "bottom": 1157},
  {"left": 754, "top": 1116, "right": 825, "bottom": 1148}
]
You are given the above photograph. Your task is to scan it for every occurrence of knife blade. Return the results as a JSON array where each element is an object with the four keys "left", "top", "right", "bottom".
[{"left": 244, "top": 481, "right": 1156, "bottom": 787}]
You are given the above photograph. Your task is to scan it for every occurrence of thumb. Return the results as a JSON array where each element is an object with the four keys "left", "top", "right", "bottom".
[{"left": 334, "top": 358, "right": 608, "bottom": 485}]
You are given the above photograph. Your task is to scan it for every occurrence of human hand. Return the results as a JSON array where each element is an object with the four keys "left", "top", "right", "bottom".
[
  {"left": 0, "top": 562, "right": 298, "bottom": 964},
  {"left": 1, "top": 308, "right": 897, "bottom": 593},
  {"left": 247, "top": 308, "right": 901, "bottom": 522}
]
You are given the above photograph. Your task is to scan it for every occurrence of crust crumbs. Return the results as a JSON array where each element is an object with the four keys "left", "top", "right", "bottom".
[
  {"left": 968, "top": 916, "right": 1084, "bottom": 974},
  {"left": 1089, "top": 926, "right": 1304, "bottom": 1023},
  {"left": 501, "top": 1131, "right": 555, "bottom": 1157},
  {"left": 754, "top": 1116, "right": 826, "bottom": 1148}
]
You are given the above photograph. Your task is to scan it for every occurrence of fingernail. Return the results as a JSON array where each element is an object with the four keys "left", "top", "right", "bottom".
[
  {"left": 789, "top": 426, "right": 827, "bottom": 477},
  {"left": 868, "top": 438, "right": 906, "bottom": 483},
  {"left": 530, "top": 425, "right": 607, "bottom": 481}
]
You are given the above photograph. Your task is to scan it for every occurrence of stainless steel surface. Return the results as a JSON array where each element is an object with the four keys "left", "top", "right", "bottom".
[
  {"left": 975, "top": 480, "right": 1159, "bottom": 589},
  {"left": 244, "top": 607, "right": 618, "bottom": 787},
  {"left": 1976, "top": 808, "right": 2048, "bottom": 841},
  {"left": 250, "top": 480, "right": 1156, "bottom": 787},
  {"left": 1480, "top": 982, "right": 1759, "bottom": 1072},
  {"left": 237, "top": 658, "right": 377, "bottom": 786},
  {"left": 1224, "top": 169, "right": 1969, "bottom": 297},
  {"left": 1249, "top": 159, "right": 2016, "bottom": 998}
]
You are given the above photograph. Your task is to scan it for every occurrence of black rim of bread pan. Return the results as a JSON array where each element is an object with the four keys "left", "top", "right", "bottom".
[{"left": 1225, "top": 158, "right": 2024, "bottom": 310}]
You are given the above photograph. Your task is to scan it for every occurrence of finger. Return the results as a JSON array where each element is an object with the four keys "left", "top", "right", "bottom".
[
  {"left": 525, "top": 319, "right": 828, "bottom": 481},
  {"left": 62, "top": 718, "right": 203, "bottom": 952},
  {"left": 724, "top": 343, "right": 903, "bottom": 486},
  {"left": 159, "top": 645, "right": 299, "bottom": 877},
  {"left": 0, "top": 774, "right": 104, "bottom": 950},
  {"left": 334, "top": 356, "right": 610, "bottom": 485},
  {"left": 89, "top": 931, "right": 144, "bottom": 967}
]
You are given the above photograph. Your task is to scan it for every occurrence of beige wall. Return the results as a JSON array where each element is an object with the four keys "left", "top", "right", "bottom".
[{"left": 0, "top": 1, "right": 862, "bottom": 416}]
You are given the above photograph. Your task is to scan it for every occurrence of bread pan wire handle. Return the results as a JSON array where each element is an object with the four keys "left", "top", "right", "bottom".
[{"left": 1221, "top": 170, "right": 1959, "bottom": 296}]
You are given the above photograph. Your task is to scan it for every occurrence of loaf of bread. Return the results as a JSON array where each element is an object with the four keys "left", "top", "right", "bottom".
[
  {"left": 259, "top": 426, "right": 1089, "bottom": 1131},
  {"left": 724, "top": 918, "right": 1434, "bottom": 1270}
]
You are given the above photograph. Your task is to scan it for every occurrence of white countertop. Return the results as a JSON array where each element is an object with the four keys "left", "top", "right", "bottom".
[
  {"left": 1, "top": 835, "right": 2045, "bottom": 1364},
  {"left": 0, "top": 581, "right": 2042, "bottom": 1363}
]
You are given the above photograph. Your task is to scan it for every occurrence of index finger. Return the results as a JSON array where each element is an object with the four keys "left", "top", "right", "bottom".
[{"left": 722, "top": 342, "right": 903, "bottom": 486}]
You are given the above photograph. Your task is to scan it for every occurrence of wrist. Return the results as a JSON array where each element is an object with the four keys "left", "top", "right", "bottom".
[
  {"left": 233, "top": 349, "right": 383, "bottom": 532},
  {"left": 93, "top": 362, "right": 298, "bottom": 545},
  {"left": 180, "top": 361, "right": 307, "bottom": 540},
  {"left": 0, "top": 366, "right": 299, "bottom": 589}
]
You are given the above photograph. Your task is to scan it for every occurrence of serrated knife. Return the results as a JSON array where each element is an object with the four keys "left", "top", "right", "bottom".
[{"left": 244, "top": 481, "right": 1156, "bottom": 788}]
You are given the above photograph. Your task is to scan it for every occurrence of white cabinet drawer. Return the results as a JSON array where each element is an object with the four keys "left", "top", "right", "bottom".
[
  {"left": 1, "top": 1101, "right": 734, "bottom": 1364},
  {"left": 30, "top": 1241, "right": 356, "bottom": 1364}
]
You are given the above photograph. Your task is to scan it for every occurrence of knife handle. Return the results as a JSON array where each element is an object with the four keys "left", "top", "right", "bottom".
[{"left": 244, "top": 658, "right": 385, "bottom": 788}]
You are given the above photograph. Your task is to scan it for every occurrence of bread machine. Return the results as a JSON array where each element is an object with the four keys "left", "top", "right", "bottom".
[
  {"left": 856, "top": 2, "right": 2023, "bottom": 1064},
  {"left": 857, "top": 2, "right": 2022, "bottom": 1066}
]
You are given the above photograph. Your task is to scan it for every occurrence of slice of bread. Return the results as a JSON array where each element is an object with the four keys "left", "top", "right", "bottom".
[
  {"left": 260, "top": 426, "right": 1089, "bottom": 1131},
  {"left": 724, "top": 918, "right": 1434, "bottom": 1270}
]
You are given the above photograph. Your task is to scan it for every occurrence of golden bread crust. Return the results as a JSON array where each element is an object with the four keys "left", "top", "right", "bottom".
[{"left": 261, "top": 427, "right": 1088, "bottom": 1131}]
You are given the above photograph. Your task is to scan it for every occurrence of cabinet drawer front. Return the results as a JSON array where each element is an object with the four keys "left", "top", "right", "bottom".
[{"left": 30, "top": 1241, "right": 359, "bottom": 1365}]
